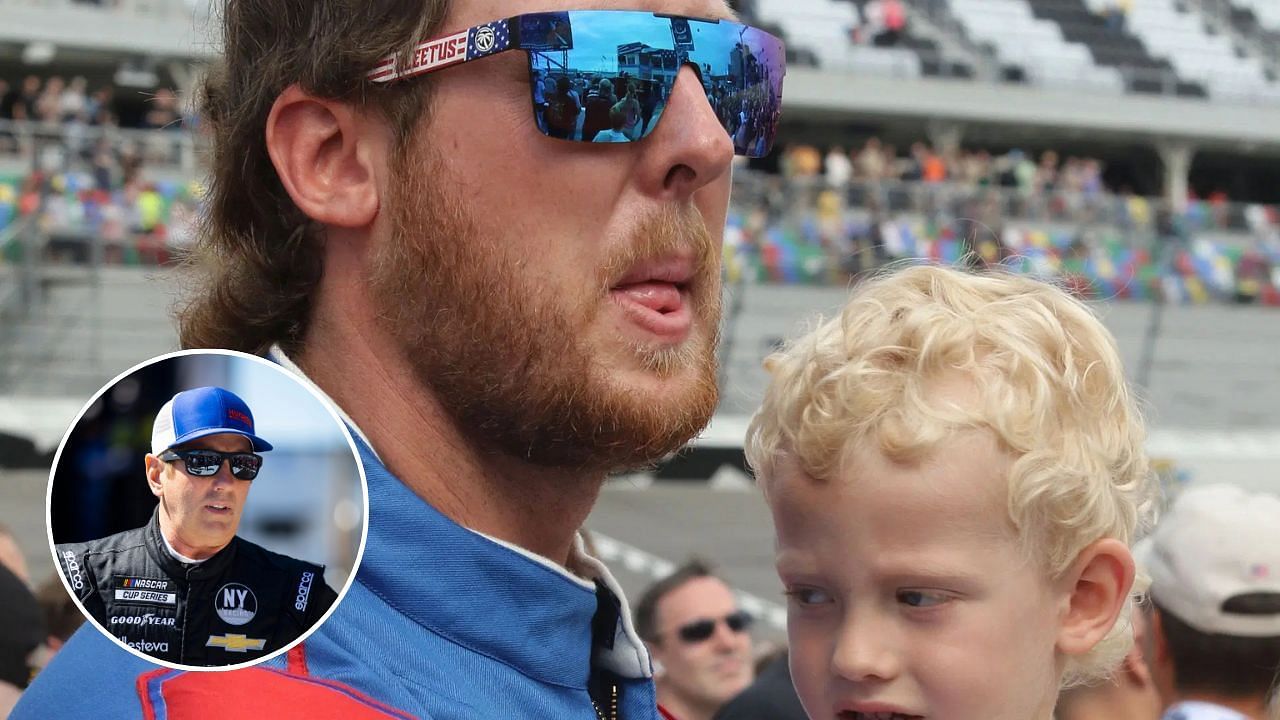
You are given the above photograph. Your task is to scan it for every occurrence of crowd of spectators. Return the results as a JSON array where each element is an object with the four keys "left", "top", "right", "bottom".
[
  {"left": 722, "top": 138, "right": 1280, "bottom": 306},
  {"left": 0, "top": 74, "right": 187, "bottom": 143},
  {"left": 772, "top": 138, "right": 1278, "bottom": 239},
  {"left": 0, "top": 74, "right": 198, "bottom": 266},
  {"left": 4, "top": 105, "right": 1279, "bottom": 306},
  {"left": 850, "top": 0, "right": 910, "bottom": 47},
  {"left": 784, "top": 138, "right": 1110, "bottom": 203}
]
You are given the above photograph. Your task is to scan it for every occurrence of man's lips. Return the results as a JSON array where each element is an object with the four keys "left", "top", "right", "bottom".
[
  {"left": 204, "top": 503, "right": 233, "bottom": 515},
  {"left": 609, "top": 255, "right": 696, "bottom": 342},
  {"left": 611, "top": 255, "right": 696, "bottom": 287}
]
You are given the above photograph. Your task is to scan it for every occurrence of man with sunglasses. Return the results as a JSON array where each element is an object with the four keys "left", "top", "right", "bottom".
[
  {"left": 16, "top": 1, "right": 784, "bottom": 718},
  {"left": 51, "top": 386, "right": 337, "bottom": 667},
  {"left": 636, "top": 560, "right": 757, "bottom": 720}
]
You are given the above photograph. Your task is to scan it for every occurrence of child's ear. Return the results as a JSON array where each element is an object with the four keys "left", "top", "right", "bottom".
[{"left": 1055, "top": 538, "right": 1136, "bottom": 657}]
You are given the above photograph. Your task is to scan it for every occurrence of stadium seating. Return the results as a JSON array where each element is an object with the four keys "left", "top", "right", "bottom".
[
  {"left": 774, "top": 0, "right": 1278, "bottom": 102},
  {"left": 6, "top": 164, "right": 1278, "bottom": 307},
  {"left": 1232, "top": 0, "right": 1280, "bottom": 32},
  {"left": 755, "top": 0, "right": 924, "bottom": 77},
  {"left": 1079, "top": 0, "right": 1280, "bottom": 103},
  {"left": 947, "top": 0, "right": 1126, "bottom": 93},
  {"left": 0, "top": 170, "right": 198, "bottom": 267},
  {"left": 721, "top": 177, "right": 1280, "bottom": 307}
]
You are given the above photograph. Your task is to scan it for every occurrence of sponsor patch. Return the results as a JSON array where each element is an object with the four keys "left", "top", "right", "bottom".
[
  {"left": 214, "top": 582, "right": 258, "bottom": 626},
  {"left": 115, "top": 576, "right": 173, "bottom": 592},
  {"left": 61, "top": 551, "right": 84, "bottom": 591},
  {"left": 115, "top": 588, "right": 178, "bottom": 605},
  {"left": 295, "top": 571, "right": 314, "bottom": 612},
  {"left": 206, "top": 633, "right": 266, "bottom": 653},
  {"left": 110, "top": 613, "right": 177, "bottom": 628},
  {"left": 120, "top": 636, "right": 169, "bottom": 654},
  {"left": 113, "top": 576, "right": 177, "bottom": 605}
]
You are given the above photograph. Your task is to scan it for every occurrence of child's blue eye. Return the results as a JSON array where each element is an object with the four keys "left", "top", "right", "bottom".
[
  {"left": 785, "top": 587, "right": 833, "bottom": 606},
  {"left": 897, "top": 590, "right": 949, "bottom": 608}
]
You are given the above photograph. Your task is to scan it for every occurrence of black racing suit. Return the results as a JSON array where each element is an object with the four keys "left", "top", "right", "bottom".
[{"left": 55, "top": 510, "right": 338, "bottom": 666}]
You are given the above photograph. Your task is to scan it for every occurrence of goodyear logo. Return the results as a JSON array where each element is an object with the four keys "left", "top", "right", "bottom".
[{"left": 205, "top": 634, "right": 266, "bottom": 653}]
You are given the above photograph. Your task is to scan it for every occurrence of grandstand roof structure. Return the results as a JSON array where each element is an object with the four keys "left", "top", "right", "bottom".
[{"left": 0, "top": 0, "right": 216, "bottom": 62}]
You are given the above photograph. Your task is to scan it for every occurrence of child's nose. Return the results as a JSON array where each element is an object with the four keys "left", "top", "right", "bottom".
[{"left": 830, "top": 615, "right": 901, "bottom": 683}]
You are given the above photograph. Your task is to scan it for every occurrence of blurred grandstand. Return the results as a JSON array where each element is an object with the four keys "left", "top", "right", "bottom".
[{"left": 2, "top": 0, "right": 1280, "bottom": 628}]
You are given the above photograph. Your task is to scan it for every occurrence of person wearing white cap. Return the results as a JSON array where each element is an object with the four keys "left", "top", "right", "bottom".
[
  {"left": 1137, "top": 484, "right": 1280, "bottom": 720},
  {"left": 52, "top": 386, "right": 337, "bottom": 667}
]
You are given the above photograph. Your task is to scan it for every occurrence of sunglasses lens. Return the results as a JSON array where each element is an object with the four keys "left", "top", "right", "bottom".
[
  {"left": 229, "top": 454, "right": 262, "bottom": 480},
  {"left": 525, "top": 11, "right": 784, "bottom": 157},
  {"left": 727, "top": 611, "right": 752, "bottom": 632},
  {"left": 678, "top": 620, "right": 716, "bottom": 643},
  {"left": 182, "top": 451, "right": 222, "bottom": 476}
]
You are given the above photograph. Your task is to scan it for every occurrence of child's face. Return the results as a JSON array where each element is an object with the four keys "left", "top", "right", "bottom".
[{"left": 769, "top": 432, "right": 1067, "bottom": 720}]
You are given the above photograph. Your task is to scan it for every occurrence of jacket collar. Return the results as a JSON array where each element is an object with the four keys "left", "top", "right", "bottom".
[
  {"left": 268, "top": 346, "right": 652, "bottom": 687},
  {"left": 144, "top": 509, "right": 238, "bottom": 581}
]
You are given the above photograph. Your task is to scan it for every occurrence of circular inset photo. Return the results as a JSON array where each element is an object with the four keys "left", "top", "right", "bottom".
[{"left": 46, "top": 349, "right": 366, "bottom": 670}]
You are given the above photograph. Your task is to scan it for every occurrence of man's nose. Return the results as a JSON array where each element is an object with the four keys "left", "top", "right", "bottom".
[{"left": 631, "top": 65, "right": 735, "bottom": 201}]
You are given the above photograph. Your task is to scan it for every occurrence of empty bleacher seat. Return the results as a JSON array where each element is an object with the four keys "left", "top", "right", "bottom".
[{"left": 948, "top": 0, "right": 1122, "bottom": 93}]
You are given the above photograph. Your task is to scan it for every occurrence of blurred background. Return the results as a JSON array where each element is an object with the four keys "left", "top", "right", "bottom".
[{"left": 0, "top": 0, "right": 1278, "bottom": 652}]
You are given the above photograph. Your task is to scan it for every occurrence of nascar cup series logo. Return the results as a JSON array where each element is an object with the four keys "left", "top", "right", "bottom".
[
  {"left": 214, "top": 582, "right": 258, "bottom": 626},
  {"left": 474, "top": 24, "right": 496, "bottom": 53}
]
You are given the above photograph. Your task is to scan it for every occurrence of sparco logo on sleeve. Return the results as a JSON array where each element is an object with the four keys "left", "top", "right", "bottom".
[
  {"left": 295, "top": 571, "right": 314, "bottom": 612},
  {"left": 61, "top": 551, "right": 84, "bottom": 590},
  {"left": 214, "top": 582, "right": 258, "bottom": 626}
]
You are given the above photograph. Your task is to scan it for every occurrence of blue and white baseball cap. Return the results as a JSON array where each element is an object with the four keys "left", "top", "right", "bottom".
[{"left": 150, "top": 386, "right": 273, "bottom": 454}]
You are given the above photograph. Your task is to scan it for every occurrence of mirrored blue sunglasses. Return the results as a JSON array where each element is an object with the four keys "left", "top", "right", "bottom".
[{"left": 369, "top": 10, "right": 787, "bottom": 157}]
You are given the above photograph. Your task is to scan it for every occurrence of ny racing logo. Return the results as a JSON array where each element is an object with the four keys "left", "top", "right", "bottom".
[{"left": 214, "top": 582, "right": 258, "bottom": 626}]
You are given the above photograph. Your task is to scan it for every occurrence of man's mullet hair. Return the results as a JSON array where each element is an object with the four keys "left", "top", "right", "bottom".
[{"left": 178, "top": 0, "right": 451, "bottom": 354}]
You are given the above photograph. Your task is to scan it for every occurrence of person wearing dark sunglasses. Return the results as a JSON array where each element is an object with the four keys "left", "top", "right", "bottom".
[
  {"left": 49, "top": 386, "right": 337, "bottom": 668},
  {"left": 636, "top": 560, "right": 757, "bottom": 720},
  {"left": 16, "top": 1, "right": 786, "bottom": 718}
]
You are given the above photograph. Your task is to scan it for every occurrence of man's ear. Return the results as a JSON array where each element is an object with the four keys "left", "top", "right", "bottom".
[
  {"left": 265, "top": 84, "right": 382, "bottom": 230},
  {"left": 1056, "top": 538, "right": 1137, "bottom": 657},
  {"left": 145, "top": 454, "right": 165, "bottom": 498}
]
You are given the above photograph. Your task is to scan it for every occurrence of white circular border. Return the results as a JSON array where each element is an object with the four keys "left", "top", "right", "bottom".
[{"left": 44, "top": 348, "right": 371, "bottom": 673}]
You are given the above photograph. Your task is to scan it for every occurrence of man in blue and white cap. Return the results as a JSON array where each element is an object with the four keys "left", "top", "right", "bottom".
[{"left": 53, "top": 386, "right": 337, "bottom": 667}]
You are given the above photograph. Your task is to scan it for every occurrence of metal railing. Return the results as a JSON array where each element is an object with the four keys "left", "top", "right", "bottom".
[
  {"left": 0, "top": 118, "right": 199, "bottom": 177},
  {"left": 0, "top": 214, "right": 43, "bottom": 389}
]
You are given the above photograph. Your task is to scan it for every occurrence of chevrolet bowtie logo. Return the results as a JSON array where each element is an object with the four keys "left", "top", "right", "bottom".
[{"left": 205, "top": 634, "right": 266, "bottom": 652}]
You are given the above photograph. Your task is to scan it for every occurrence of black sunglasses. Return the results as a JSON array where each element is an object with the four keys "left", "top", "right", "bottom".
[
  {"left": 676, "top": 610, "right": 753, "bottom": 644},
  {"left": 158, "top": 449, "right": 263, "bottom": 480}
]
